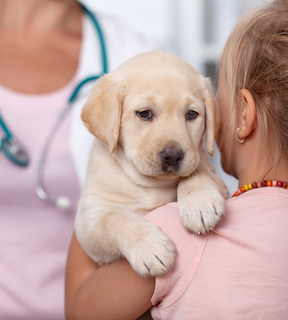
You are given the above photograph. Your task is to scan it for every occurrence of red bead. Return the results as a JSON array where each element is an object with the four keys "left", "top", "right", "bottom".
[
  {"left": 282, "top": 182, "right": 287, "bottom": 188},
  {"left": 277, "top": 181, "right": 282, "bottom": 187},
  {"left": 252, "top": 182, "right": 257, "bottom": 188},
  {"left": 262, "top": 181, "right": 267, "bottom": 187}
]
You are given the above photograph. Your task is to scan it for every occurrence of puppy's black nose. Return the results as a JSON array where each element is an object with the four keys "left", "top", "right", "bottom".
[{"left": 161, "top": 147, "right": 184, "bottom": 166}]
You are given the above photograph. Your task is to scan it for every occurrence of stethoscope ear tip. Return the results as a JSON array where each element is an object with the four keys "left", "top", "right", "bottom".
[{"left": 56, "top": 197, "right": 71, "bottom": 209}]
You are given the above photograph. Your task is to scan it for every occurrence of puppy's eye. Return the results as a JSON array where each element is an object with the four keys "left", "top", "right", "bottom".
[
  {"left": 186, "top": 110, "right": 199, "bottom": 120},
  {"left": 137, "top": 110, "right": 153, "bottom": 120}
]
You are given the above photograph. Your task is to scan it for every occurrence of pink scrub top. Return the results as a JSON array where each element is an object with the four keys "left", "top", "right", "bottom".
[{"left": 0, "top": 76, "right": 81, "bottom": 319}]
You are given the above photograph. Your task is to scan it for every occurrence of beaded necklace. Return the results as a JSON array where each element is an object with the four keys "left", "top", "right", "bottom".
[{"left": 233, "top": 180, "right": 288, "bottom": 197}]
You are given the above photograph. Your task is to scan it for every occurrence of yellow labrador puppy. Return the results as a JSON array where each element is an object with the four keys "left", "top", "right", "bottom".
[{"left": 75, "top": 51, "right": 228, "bottom": 277}]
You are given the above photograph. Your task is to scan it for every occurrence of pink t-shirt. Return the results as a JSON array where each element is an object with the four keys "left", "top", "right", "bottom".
[
  {"left": 0, "top": 77, "right": 81, "bottom": 319},
  {"left": 145, "top": 187, "right": 288, "bottom": 319}
]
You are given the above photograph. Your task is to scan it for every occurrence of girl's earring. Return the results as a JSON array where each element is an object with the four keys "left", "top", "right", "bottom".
[{"left": 235, "top": 127, "right": 245, "bottom": 143}]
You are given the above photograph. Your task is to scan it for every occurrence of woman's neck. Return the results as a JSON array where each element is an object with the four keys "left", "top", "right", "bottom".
[
  {"left": 0, "top": 0, "right": 81, "bottom": 40},
  {"left": 0, "top": 0, "right": 82, "bottom": 93}
]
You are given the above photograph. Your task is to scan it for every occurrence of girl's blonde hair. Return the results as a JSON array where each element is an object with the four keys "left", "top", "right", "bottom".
[{"left": 221, "top": 0, "right": 288, "bottom": 167}]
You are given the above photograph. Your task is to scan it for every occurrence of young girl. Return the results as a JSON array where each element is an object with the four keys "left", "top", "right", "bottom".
[{"left": 65, "top": 0, "right": 288, "bottom": 319}]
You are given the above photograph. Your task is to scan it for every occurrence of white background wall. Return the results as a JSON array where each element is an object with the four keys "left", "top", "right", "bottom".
[
  {"left": 80, "top": 0, "right": 265, "bottom": 194},
  {"left": 81, "top": 0, "right": 263, "bottom": 69}
]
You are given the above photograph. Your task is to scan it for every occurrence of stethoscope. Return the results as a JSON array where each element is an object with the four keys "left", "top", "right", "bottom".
[{"left": 0, "top": 4, "right": 108, "bottom": 209}]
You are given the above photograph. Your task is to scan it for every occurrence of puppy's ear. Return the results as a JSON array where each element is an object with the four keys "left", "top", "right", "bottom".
[
  {"left": 203, "top": 78, "right": 219, "bottom": 157},
  {"left": 81, "top": 74, "right": 125, "bottom": 154}
]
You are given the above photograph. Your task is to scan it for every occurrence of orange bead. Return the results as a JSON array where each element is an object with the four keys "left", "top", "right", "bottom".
[
  {"left": 267, "top": 180, "right": 272, "bottom": 187},
  {"left": 240, "top": 186, "right": 245, "bottom": 193}
]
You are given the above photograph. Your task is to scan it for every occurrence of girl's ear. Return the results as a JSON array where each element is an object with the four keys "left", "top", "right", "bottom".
[{"left": 237, "top": 89, "right": 257, "bottom": 140}]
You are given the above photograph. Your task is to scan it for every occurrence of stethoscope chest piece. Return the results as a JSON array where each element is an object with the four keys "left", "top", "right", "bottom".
[
  {"left": 0, "top": 113, "right": 30, "bottom": 167},
  {"left": 1, "top": 136, "right": 29, "bottom": 167}
]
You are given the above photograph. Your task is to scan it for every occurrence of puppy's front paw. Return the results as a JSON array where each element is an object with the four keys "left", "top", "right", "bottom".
[
  {"left": 178, "top": 188, "right": 225, "bottom": 234},
  {"left": 125, "top": 224, "right": 176, "bottom": 277}
]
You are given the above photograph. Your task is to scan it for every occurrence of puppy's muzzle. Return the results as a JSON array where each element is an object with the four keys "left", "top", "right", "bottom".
[{"left": 161, "top": 146, "right": 184, "bottom": 173}]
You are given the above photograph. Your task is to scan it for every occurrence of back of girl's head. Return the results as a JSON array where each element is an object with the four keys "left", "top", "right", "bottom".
[{"left": 221, "top": 0, "right": 288, "bottom": 166}]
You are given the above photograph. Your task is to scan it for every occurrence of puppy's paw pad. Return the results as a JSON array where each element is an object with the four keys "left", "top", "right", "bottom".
[{"left": 179, "top": 189, "right": 225, "bottom": 234}]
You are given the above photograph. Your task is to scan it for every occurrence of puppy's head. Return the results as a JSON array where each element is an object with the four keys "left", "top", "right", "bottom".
[{"left": 81, "top": 51, "right": 219, "bottom": 178}]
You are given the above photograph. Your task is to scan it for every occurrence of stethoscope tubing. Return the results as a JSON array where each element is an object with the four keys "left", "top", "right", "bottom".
[
  {"left": 0, "top": 113, "right": 13, "bottom": 139},
  {"left": 69, "top": 6, "right": 108, "bottom": 103},
  {"left": 35, "top": 3, "right": 108, "bottom": 209},
  {"left": 0, "top": 3, "right": 108, "bottom": 209},
  {"left": 35, "top": 103, "right": 72, "bottom": 208}
]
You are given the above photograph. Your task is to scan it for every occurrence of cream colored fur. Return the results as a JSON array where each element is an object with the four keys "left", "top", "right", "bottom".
[{"left": 75, "top": 51, "right": 228, "bottom": 277}]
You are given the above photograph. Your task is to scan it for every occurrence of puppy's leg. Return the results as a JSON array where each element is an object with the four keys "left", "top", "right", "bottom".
[
  {"left": 177, "top": 169, "right": 228, "bottom": 234},
  {"left": 75, "top": 209, "right": 176, "bottom": 277}
]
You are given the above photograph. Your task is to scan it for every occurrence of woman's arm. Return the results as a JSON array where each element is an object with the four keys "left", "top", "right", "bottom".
[{"left": 65, "top": 232, "right": 155, "bottom": 320}]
